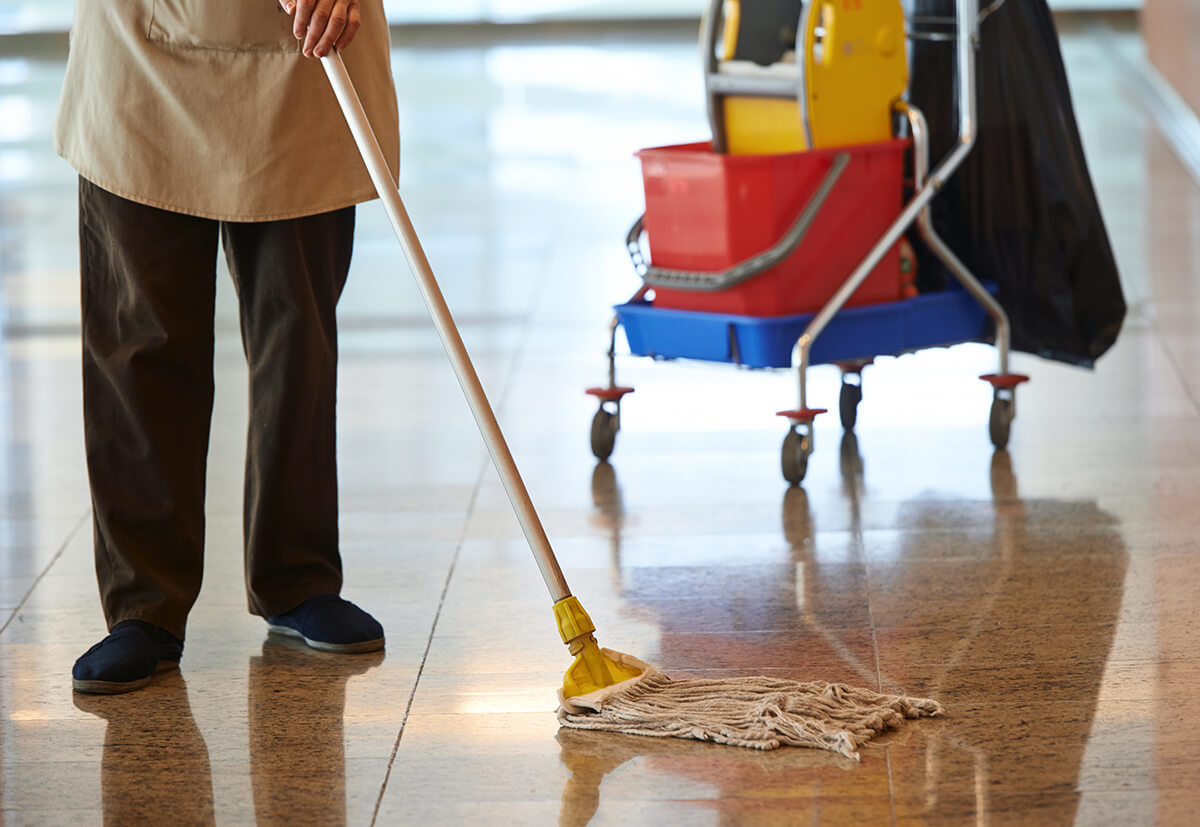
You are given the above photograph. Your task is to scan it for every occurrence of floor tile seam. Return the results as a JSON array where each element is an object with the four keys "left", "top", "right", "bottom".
[
  {"left": 388, "top": 793, "right": 901, "bottom": 803},
  {"left": 367, "top": 508, "right": 477, "bottom": 825},
  {"left": 406, "top": 668, "right": 1195, "bottom": 686},
  {"left": 1072, "top": 790, "right": 1200, "bottom": 800},
  {"left": 863, "top": 524, "right": 897, "bottom": 827},
  {"left": 867, "top": 593, "right": 1139, "bottom": 606},
  {"left": 414, "top": 668, "right": 879, "bottom": 679},
  {"left": 368, "top": 341, "right": 539, "bottom": 827},
  {"left": 864, "top": 699, "right": 1166, "bottom": 715},
  {"left": 879, "top": 654, "right": 1200, "bottom": 666},
  {"left": 1150, "top": 322, "right": 1200, "bottom": 420},
  {"left": 859, "top": 533, "right": 884, "bottom": 695},
  {"left": 426, "top": 629, "right": 876, "bottom": 641},
  {"left": 892, "top": 780, "right": 1200, "bottom": 799},
  {"left": 625, "top": 794, "right": 897, "bottom": 805},
  {"left": 876, "top": 660, "right": 1195, "bottom": 672},
  {"left": 361, "top": 194, "right": 550, "bottom": 821},
  {"left": 1100, "top": 656, "right": 1200, "bottom": 666},
  {"left": 367, "top": 568, "right": 456, "bottom": 824},
  {"left": 381, "top": 795, "right": 898, "bottom": 811},
  {"left": 873, "top": 657, "right": 1132, "bottom": 672},
  {"left": 882, "top": 695, "right": 1190, "bottom": 707},
  {"left": 871, "top": 620, "right": 1125, "bottom": 633},
  {"left": 0, "top": 511, "right": 89, "bottom": 639},
  {"left": 868, "top": 586, "right": 1135, "bottom": 600},
  {"left": 885, "top": 748, "right": 899, "bottom": 827}
]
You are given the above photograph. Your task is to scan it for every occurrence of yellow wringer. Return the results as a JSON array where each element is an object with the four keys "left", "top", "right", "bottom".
[{"left": 709, "top": 0, "right": 908, "bottom": 153}]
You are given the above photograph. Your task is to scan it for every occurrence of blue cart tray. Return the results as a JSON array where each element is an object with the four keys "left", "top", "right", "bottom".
[{"left": 616, "top": 286, "right": 996, "bottom": 369}]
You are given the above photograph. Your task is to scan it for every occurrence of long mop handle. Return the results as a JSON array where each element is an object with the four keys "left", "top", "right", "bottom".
[{"left": 321, "top": 51, "right": 572, "bottom": 604}]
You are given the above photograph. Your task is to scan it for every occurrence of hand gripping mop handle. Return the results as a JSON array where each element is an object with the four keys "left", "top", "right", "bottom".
[{"left": 320, "top": 55, "right": 635, "bottom": 698}]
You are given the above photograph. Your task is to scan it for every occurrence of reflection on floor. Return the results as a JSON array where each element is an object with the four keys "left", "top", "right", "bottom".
[{"left": 3, "top": 14, "right": 1200, "bottom": 826}]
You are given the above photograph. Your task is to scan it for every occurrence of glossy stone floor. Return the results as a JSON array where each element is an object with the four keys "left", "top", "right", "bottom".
[{"left": 3, "top": 15, "right": 1200, "bottom": 826}]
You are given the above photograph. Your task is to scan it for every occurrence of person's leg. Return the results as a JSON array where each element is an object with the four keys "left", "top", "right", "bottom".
[
  {"left": 73, "top": 178, "right": 219, "bottom": 692},
  {"left": 221, "top": 207, "right": 382, "bottom": 653},
  {"left": 221, "top": 207, "right": 375, "bottom": 628}
]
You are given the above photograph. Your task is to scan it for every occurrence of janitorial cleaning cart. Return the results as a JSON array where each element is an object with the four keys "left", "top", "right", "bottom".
[{"left": 586, "top": 0, "right": 1031, "bottom": 484}]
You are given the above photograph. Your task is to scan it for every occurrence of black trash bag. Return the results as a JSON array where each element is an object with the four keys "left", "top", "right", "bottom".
[{"left": 905, "top": 0, "right": 1125, "bottom": 367}]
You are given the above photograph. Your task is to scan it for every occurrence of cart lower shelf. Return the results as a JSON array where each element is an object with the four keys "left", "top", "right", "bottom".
[{"left": 616, "top": 286, "right": 997, "bottom": 369}]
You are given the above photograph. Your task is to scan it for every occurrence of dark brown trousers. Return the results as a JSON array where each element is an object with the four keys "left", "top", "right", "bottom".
[{"left": 79, "top": 178, "right": 353, "bottom": 640}]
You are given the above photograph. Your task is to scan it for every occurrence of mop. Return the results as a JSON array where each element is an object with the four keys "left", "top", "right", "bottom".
[{"left": 320, "top": 52, "right": 941, "bottom": 761}]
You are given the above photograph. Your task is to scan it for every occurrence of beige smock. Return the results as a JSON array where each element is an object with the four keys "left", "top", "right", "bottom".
[{"left": 54, "top": 0, "right": 400, "bottom": 222}]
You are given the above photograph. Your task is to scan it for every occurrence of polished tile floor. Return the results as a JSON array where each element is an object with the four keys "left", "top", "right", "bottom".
[{"left": 2, "top": 13, "right": 1200, "bottom": 826}]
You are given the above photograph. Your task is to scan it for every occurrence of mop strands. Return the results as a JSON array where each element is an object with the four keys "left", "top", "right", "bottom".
[
  {"left": 553, "top": 598, "right": 941, "bottom": 759},
  {"left": 320, "top": 52, "right": 941, "bottom": 761},
  {"left": 557, "top": 650, "right": 942, "bottom": 759}
]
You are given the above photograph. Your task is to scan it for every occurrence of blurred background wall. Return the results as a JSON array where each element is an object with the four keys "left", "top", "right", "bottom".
[
  {"left": 1143, "top": 0, "right": 1200, "bottom": 118},
  {"left": 0, "top": 0, "right": 1147, "bottom": 35}
]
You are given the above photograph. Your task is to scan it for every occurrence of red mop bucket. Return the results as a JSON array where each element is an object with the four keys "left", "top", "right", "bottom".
[{"left": 636, "top": 140, "right": 908, "bottom": 317}]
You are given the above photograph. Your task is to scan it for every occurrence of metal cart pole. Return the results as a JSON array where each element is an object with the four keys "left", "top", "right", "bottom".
[
  {"left": 895, "top": 99, "right": 1010, "bottom": 377},
  {"left": 791, "top": 0, "right": 983, "bottom": 417},
  {"left": 894, "top": 98, "right": 1023, "bottom": 447}
]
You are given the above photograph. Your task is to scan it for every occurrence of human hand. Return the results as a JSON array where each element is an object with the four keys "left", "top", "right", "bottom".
[{"left": 278, "top": 0, "right": 361, "bottom": 58}]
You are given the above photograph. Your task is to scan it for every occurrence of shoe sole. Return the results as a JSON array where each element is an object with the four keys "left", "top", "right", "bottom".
[
  {"left": 266, "top": 624, "right": 385, "bottom": 654},
  {"left": 72, "top": 660, "right": 180, "bottom": 695}
]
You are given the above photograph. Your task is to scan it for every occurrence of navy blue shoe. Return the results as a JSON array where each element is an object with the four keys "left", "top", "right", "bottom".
[
  {"left": 72, "top": 620, "right": 184, "bottom": 695},
  {"left": 266, "top": 594, "right": 385, "bottom": 654}
]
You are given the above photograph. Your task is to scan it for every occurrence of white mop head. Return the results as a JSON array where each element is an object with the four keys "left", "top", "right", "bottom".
[{"left": 557, "top": 649, "right": 942, "bottom": 760}]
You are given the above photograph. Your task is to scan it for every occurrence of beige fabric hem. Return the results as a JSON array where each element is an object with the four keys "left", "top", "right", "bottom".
[{"left": 61, "top": 156, "right": 383, "bottom": 223}]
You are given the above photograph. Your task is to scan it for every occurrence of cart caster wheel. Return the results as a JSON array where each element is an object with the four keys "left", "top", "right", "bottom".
[
  {"left": 839, "top": 380, "right": 862, "bottom": 431},
  {"left": 590, "top": 407, "right": 619, "bottom": 461},
  {"left": 781, "top": 427, "right": 813, "bottom": 485},
  {"left": 980, "top": 374, "right": 1028, "bottom": 451},
  {"left": 989, "top": 395, "right": 1014, "bottom": 450}
]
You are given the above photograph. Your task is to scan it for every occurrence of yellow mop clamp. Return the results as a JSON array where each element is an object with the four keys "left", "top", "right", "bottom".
[
  {"left": 553, "top": 596, "right": 643, "bottom": 698},
  {"left": 720, "top": 0, "right": 908, "bottom": 153}
]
